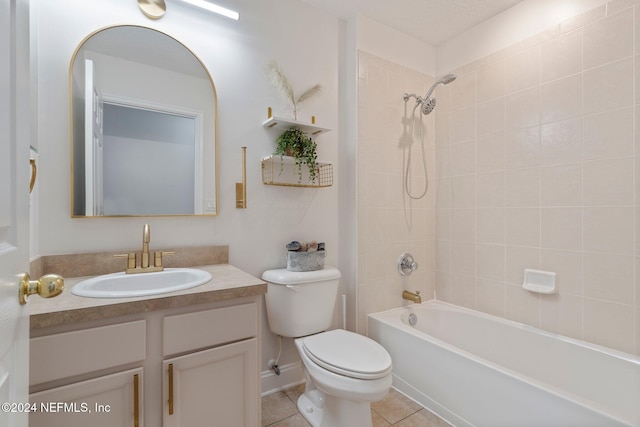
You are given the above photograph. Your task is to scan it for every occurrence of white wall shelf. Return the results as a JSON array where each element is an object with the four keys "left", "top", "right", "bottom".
[{"left": 262, "top": 116, "right": 330, "bottom": 136}]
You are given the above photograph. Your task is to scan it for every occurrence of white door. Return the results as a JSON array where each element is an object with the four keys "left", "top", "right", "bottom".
[
  {"left": 84, "top": 59, "right": 104, "bottom": 216},
  {"left": 0, "top": 0, "right": 32, "bottom": 425}
]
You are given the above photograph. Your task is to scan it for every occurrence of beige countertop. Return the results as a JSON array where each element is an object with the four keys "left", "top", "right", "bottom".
[{"left": 29, "top": 264, "right": 266, "bottom": 331}]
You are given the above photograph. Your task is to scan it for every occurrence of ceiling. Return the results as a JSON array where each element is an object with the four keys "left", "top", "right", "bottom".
[{"left": 299, "top": 0, "right": 524, "bottom": 46}]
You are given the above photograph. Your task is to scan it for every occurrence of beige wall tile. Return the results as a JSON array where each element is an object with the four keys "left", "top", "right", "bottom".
[
  {"left": 450, "top": 140, "right": 477, "bottom": 176},
  {"left": 636, "top": 6, "right": 640, "bottom": 55},
  {"left": 583, "top": 8, "right": 633, "bottom": 70},
  {"left": 560, "top": 5, "right": 605, "bottom": 34},
  {"left": 505, "top": 246, "right": 540, "bottom": 285},
  {"left": 541, "top": 207, "right": 583, "bottom": 251},
  {"left": 540, "top": 117, "right": 582, "bottom": 166},
  {"left": 476, "top": 243, "right": 506, "bottom": 282},
  {"left": 583, "top": 58, "right": 633, "bottom": 115},
  {"left": 583, "top": 107, "right": 634, "bottom": 160},
  {"left": 506, "top": 284, "right": 541, "bottom": 327},
  {"left": 477, "top": 97, "right": 505, "bottom": 135},
  {"left": 476, "top": 59, "right": 506, "bottom": 103},
  {"left": 540, "top": 293, "right": 583, "bottom": 340},
  {"left": 635, "top": 54, "right": 640, "bottom": 105},
  {"left": 435, "top": 177, "right": 452, "bottom": 209},
  {"left": 506, "top": 208, "right": 540, "bottom": 247},
  {"left": 506, "top": 44, "right": 540, "bottom": 93},
  {"left": 450, "top": 273, "right": 476, "bottom": 308},
  {"left": 450, "top": 71, "right": 476, "bottom": 111},
  {"left": 583, "top": 157, "right": 634, "bottom": 206},
  {"left": 450, "top": 106, "right": 476, "bottom": 143},
  {"left": 607, "top": 0, "right": 640, "bottom": 15},
  {"left": 477, "top": 172, "right": 506, "bottom": 207},
  {"left": 541, "top": 74, "right": 582, "bottom": 125},
  {"left": 506, "top": 88, "right": 541, "bottom": 130},
  {"left": 636, "top": 310, "right": 640, "bottom": 356},
  {"left": 451, "top": 175, "right": 477, "bottom": 209},
  {"left": 452, "top": 241, "right": 476, "bottom": 276},
  {"left": 540, "top": 249, "right": 582, "bottom": 295},
  {"left": 583, "top": 298, "right": 634, "bottom": 353},
  {"left": 541, "top": 163, "right": 582, "bottom": 207},
  {"left": 476, "top": 278, "right": 506, "bottom": 317},
  {"left": 477, "top": 208, "right": 506, "bottom": 245},
  {"left": 506, "top": 127, "right": 541, "bottom": 169},
  {"left": 583, "top": 206, "right": 634, "bottom": 254},
  {"left": 435, "top": 239, "right": 451, "bottom": 273},
  {"left": 506, "top": 168, "right": 541, "bottom": 207},
  {"left": 541, "top": 29, "right": 582, "bottom": 82},
  {"left": 477, "top": 131, "right": 506, "bottom": 173},
  {"left": 583, "top": 252, "right": 634, "bottom": 303},
  {"left": 451, "top": 208, "right": 476, "bottom": 242}
]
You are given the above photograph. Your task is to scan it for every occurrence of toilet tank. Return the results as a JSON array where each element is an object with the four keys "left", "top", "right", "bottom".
[{"left": 262, "top": 267, "right": 341, "bottom": 337}]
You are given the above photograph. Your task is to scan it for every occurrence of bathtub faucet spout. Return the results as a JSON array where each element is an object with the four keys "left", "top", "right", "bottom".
[{"left": 402, "top": 290, "right": 421, "bottom": 304}]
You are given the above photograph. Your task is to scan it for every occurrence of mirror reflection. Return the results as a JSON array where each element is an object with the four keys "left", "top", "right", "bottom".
[{"left": 70, "top": 25, "right": 217, "bottom": 217}]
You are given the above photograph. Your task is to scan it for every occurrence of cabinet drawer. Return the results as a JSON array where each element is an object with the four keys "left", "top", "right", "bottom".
[
  {"left": 163, "top": 303, "right": 256, "bottom": 356},
  {"left": 30, "top": 367, "right": 143, "bottom": 427},
  {"left": 30, "top": 320, "right": 146, "bottom": 386}
]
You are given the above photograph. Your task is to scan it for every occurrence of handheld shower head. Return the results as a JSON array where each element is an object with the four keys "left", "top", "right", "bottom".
[{"left": 418, "top": 73, "right": 457, "bottom": 115}]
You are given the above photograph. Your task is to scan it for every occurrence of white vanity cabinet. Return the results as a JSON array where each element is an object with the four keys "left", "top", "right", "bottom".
[{"left": 29, "top": 297, "right": 261, "bottom": 427}]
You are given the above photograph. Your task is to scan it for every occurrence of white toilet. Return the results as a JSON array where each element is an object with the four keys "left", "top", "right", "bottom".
[{"left": 262, "top": 266, "right": 392, "bottom": 427}]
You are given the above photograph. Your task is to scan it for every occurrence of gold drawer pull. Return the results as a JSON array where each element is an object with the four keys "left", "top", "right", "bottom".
[
  {"left": 168, "top": 363, "right": 174, "bottom": 415},
  {"left": 133, "top": 374, "right": 140, "bottom": 427}
]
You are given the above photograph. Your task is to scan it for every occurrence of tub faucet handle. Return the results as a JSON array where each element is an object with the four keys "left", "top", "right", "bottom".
[{"left": 398, "top": 253, "right": 419, "bottom": 276}]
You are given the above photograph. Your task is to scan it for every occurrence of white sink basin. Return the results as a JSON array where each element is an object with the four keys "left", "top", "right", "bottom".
[{"left": 71, "top": 268, "right": 213, "bottom": 298}]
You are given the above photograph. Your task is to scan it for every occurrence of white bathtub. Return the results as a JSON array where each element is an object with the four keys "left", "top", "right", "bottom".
[{"left": 368, "top": 300, "right": 640, "bottom": 427}]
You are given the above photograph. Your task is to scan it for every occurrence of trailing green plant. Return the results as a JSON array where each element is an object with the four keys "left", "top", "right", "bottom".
[{"left": 275, "top": 127, "right": 318, "bottom": 183}]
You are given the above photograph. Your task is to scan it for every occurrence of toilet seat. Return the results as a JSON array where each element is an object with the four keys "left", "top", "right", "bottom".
[{"left": 301, "top": 329, "right": 392, "bottom": 380}]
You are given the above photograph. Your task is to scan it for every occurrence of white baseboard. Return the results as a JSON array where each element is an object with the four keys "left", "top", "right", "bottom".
[{"left": 261, "top": 361, "right": 305, "bottom": 397}]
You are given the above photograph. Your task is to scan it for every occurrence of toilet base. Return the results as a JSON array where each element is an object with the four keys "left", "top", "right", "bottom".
[
  {"left": 297, "top": 390, "right": 324, "bottom": 427},
  {"left": 297, "top": 389, "right": 373, "bottom": 427}
]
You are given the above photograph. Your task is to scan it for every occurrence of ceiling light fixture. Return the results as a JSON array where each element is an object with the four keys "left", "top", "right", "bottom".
[
  {"left": 181, "top": 0, "right": 239, "bottom": 20},
  {"left": 138, "top": 0, "right": 167, "bottom": 19}
]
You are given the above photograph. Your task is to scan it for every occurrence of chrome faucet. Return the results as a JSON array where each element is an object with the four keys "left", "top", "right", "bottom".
[
  {"left": 115, "top": 224, "right": 173, "bottom": 274},
  {"left": 402, "top": 290, "right": 421, "bottom": 304}
]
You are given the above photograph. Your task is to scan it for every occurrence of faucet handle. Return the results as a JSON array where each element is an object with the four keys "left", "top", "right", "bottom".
[
  {"left": 154, "top": 251, "right": 174, "bottom": 268},
  {"left": 114, "top": 253, "right": 137, "bottom": 270},
  {"left": 397, "top": 253, "right": 419, "bottom": 276}
]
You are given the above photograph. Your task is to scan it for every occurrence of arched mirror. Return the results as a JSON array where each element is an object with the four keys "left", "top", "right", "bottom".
[{"left": 70, "top": 25, "right": 217, "bottom": 217}]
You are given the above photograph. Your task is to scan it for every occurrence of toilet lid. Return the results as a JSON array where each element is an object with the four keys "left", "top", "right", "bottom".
[{"left": 302, "top": 329, "right": 392, "bottom": 380}]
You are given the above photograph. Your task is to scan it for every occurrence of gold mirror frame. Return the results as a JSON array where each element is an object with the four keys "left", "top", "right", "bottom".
[{"left": 69, "top": 25, "right": 218, "bottom": 217}]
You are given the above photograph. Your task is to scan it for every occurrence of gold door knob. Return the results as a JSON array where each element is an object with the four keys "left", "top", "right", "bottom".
[{"left": 19, "top": 273, "right": 64, "bottom": 305}]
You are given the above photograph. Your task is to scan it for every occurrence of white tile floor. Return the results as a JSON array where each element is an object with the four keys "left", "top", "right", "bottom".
[{"left": 261, "top": 385, "right": 452, "bottom": 427}]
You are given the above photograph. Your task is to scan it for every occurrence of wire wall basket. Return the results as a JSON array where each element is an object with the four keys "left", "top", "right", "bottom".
[{"left": 261, "top": 155, "right": 333, "bottom": 188}]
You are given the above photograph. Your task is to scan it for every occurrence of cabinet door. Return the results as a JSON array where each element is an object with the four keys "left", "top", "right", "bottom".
[
  {"left": 163, "top": 338, "right": 258, "bottom": 427},
  {"left": 30, "top": 367, "right": 143, "bottom": 427}
]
